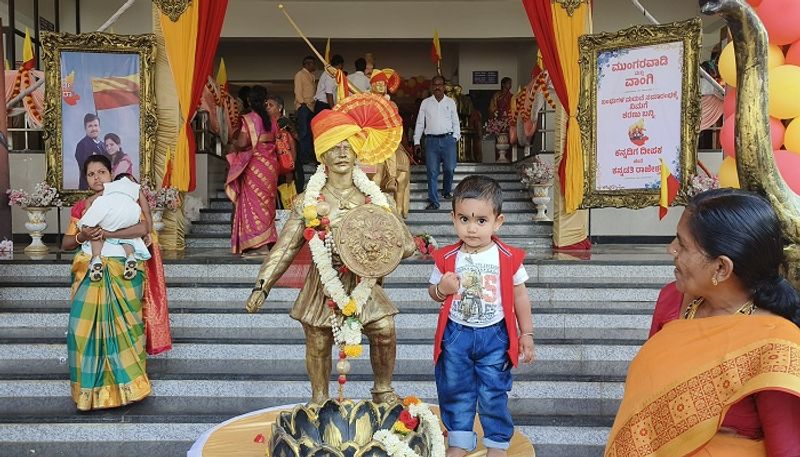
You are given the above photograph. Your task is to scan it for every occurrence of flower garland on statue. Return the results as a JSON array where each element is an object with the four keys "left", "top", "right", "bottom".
[
  {"left": 302, "top": 164, "right": 391, "bottom": 362},
  {"left": 373, "top": 396, "right": 446, "bottom": 457}
]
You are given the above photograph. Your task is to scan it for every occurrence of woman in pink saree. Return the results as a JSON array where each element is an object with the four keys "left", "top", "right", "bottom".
[{"left": 225, "top": 86, "right": 279, "bottom": 255}]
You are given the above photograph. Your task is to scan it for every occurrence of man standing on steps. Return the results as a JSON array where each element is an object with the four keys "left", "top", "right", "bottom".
[
  {"left": 414, "top": 75, "right": 461, "bottom": 210},
  {"left": 293, "top": 56, "right": 317, "bottom": 192}
]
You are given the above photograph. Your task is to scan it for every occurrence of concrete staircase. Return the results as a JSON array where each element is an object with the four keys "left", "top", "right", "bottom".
[{"left": 0, "top": 163, "right": 675, "bottom": 456}]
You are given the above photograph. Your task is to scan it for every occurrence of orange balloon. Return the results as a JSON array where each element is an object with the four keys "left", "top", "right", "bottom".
[
  {"left": 768, "top": 65, "right": 800, "bottom": 119},
  {"left": 718, "top": 42, "right": 785, "bottom": 87},
  {"left": 718, "top": 156, "right": 740, "bottom": 189}
]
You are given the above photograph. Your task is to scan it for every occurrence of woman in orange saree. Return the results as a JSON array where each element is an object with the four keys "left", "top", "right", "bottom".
[
  {"left": 226, "top": 85, "right": 279, "bottom": 255},
  {"left": 606, "top": 189, "right": 800, "bottom": 457}
]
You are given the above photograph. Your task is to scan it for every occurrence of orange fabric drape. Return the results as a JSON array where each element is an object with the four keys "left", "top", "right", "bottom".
[
  {"left": 552, "top": 1, "right": 590, "bottom": 212},
  {"left": 605, "top": 315, "right": 800, "bottom": 457},
  {"left": 159, "top": 6, "right": 199, "bottom": 192}
]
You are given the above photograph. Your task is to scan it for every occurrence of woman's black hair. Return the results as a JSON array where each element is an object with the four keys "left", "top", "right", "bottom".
[
  {"left": 687, "top": 188, "right": 800, "bottom": 327},
  {"left": 103, "top": 133, "right": 124, "bottom": 171},
  {"left": 82, "top": 154, "right": 112, "bottom": 179},
  {"left": 247, "top": 85, "right": 271, "bottom": 132}
]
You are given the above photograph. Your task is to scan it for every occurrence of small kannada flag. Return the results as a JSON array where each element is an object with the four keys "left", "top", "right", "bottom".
[
  {"left": 91, "top": 75, "right": 140, "bottom": 110},
  {"left": 22, "top": 28, "right": 35, "bottom": 70},
  {"left": 335, "top": 68, "right": 350, "bottom": 104},
  {"left": 431, "top": 30, "right": 441, "bottom": 64},
  {"left": 659, "top": 158, "right": 680, "bottom": 220},
  {"left": 216, "top": 58, "right": 228, "bottom": 93},
  {"left": 324, "top": 38, "right": 331, "bottom": 65}
]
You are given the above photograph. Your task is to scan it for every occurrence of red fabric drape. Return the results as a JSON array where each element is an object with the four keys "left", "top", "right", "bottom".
[
  {"left": 186, "top": 1, "right": 228, "bottom": 191},
  {"left": 521, "top": 0, "right": 571, "bottom": 193}
]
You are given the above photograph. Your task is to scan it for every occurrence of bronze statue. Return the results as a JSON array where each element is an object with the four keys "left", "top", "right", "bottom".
[
  {"left": 701, "top": 0, "right": 800, "bottom": 287},
  {"left": 246, "top": 94, "right": 415, "bottom": 405}
]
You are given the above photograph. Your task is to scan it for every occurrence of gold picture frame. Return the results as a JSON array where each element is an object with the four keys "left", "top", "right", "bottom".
[
  {"left": 577, "top": 18, "right": 701, "bottom": 209},
  {"left": 42, "top": 32, "right": 157, "bottom": 204}
]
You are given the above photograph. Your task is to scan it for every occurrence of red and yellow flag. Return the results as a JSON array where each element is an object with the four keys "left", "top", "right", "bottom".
[
  {"left": 659, "top": 159, "right": 680, "bottom": 220},
  {"left": 21, "top": 28, "right": 35, "bottom": 70},
  {"left": 91, "top": 75, "right": 140, "bottom": 110},
  {"left": 335, "top": 68, "right": 350, "bottom": 104},
  {"left": 216, "top": 58, "right": 228, "bottom": 94},
  {"left": 430, "top": 30, "right": 441, "bottom": 64}
]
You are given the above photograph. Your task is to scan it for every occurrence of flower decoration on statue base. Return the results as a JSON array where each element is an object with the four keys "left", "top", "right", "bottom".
[
  {"left": 6, "top": 182, "right": 62, "bottom": 208},
  {"left": 303, "top": 164, "right": 391, "bottom": 392},
  {"left": 519, "top": 157, "right": 555, "bottom": 187},
  {"left": 372, "top": 396, "right": 446, "bottom": 457},
  {"left": 0, "top": 239, "right": 12, "bottom": 260},
  {"left": 413, "top": 233, "right": 438, "bottom": 258}
]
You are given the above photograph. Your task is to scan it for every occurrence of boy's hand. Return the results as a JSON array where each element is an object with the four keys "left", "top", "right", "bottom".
[
  {"left": 438, "top": 272, "right": 460, "bottom": 295},
  {"left": 519, "top": 335, "right": 535, "bottom": 364}
]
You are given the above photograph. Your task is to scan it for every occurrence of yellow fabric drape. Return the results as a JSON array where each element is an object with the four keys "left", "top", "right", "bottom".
[
  {"left": 552, "top": 1, "right": 589, "bottom": 212},
  {"left": 553, "top": 104, "right": 589, "bottom": 248},
  {"left": 605, "top": 315, "right": 800, "bottom": 457},
  {"left": 153, "top": 5, "right": 186, "bottom": 250},
  {"left": 159, "top": 5, "right": 199, "bottom": 192}
]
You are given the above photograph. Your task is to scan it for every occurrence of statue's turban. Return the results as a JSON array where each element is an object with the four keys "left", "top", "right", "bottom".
[{"left": 311, "top": 93, "right": 402, "bottom": 165}]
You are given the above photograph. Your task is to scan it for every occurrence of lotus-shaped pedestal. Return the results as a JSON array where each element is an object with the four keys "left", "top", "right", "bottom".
[{"left": 269, "top": 399, "right": 430, "bottom": 457}]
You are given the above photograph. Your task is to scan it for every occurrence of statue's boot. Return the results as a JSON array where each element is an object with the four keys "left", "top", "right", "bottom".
[
  {"left": 302, "top": 324, "right": 333, "bottom": 405},
  {"left": 364, "top": 316, "right": 398, "bottom": 405}
]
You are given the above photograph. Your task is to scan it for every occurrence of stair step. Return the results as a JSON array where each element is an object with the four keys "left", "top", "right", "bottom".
[
  {"left": 0, "top": 342, "right": 639, "bottom": 377},
  {"left": 0, "top": 258, "right": 674, "bottom": 281},
  {"left": 0, "top": 379, "right": 623, "bottom": 418},
  {"left": 199, "top": 208, "right": 540, "bottom": 223},
  {"left": 0, "top": 313, "right": 651, "bottom": 341}
]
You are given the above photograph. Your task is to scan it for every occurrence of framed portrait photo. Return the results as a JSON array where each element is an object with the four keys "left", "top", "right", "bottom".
[
  {"left": 577, "top": 18, "right": 701, "bottom": 209},
  {"left": 42, "top": 32, "right": 157, "bottom": 204}
]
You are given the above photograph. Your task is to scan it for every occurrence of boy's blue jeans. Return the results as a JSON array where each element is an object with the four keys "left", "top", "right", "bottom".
[{"left": 435, "top": 319, "right": 514, "bottom": 451}]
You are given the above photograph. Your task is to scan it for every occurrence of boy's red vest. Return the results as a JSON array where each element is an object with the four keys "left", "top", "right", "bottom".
[{"left": 431, "top": 237, "right": 527, "bottom": 366}]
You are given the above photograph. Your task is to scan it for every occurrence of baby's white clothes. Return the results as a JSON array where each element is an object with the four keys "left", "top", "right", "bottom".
[{"left": 78, "top": 178, "right": 151, "bottom": 260}]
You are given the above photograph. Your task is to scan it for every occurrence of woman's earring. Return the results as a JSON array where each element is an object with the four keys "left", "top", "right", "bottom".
[{"left": 711, "top": 276, "right": 718, "bottom": 286}]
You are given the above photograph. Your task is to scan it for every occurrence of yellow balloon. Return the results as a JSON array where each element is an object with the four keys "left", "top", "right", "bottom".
[
  {"left": 768, "top": 65, "right": 800, "bottom": 119},
  {"left": 718, "top": 42, "right": 785, "bottom": 88},
  {"left": 785, "top": 117, "right": 800, "bottom": 152},
  {"left": 718, "top": 156, "right": 740, "bottom": 189}
]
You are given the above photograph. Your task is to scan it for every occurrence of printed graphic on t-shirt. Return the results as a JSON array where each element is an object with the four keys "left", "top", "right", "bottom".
[{"left": 450, "top": 255, "right": 500, "bottom": 325}]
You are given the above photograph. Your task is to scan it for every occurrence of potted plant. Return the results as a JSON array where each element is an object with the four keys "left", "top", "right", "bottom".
[
  {"left": 519, "top": 158, "right": 555, "bottom": 221},
  {"left": 484, "top": 115, "right": 511, "bottom": 162},
  {"left": 6, "top": 182, "right": 63, "bottom": 254}
]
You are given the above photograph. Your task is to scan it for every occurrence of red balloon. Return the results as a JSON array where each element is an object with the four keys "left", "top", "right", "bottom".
[
  {"left": 757, "top": 0, "right": 800, "bottom": 45},
  {"left": 774, "top": 150, "right": 800, "bottom": 195},
  {"left": 721, "top": 114, "right": 786, "bottom": 157},
  {"left": 786, "top": 40, "right": 800, "bottom": 67},
  {"left": 723, "top": 86, "right": 736, "bottom": 118}
]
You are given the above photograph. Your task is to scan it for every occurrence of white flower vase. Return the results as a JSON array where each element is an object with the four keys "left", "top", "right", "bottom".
[
  {"left": 495, "top": 132, "right": 510, "bottom": 163},
  {"left": 23, "top": 206, "right": 50, "bottom": 254},
  {"left": 152, "top": 208, "right": 166, "bottom": 232},
  {"left": 530, "top": 183, "right": 552, "bottom": 222}
]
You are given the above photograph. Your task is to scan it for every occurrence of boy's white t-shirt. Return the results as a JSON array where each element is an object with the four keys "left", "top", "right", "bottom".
[{"left": 429, "top": 244, "right": 528, "bottom": 327}]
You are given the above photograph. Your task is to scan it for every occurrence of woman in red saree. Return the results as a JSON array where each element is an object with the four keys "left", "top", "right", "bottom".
[
  {"left": 606, "top": 189, "right": 800, "bottom": 456},
  {"left": 226, "top": 85, "right": 279, "bottom": 255}
]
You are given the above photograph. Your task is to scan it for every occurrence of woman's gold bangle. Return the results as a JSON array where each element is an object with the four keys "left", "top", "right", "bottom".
[{"left": 75, "top": 233, "right": 83, "bottom": 244}]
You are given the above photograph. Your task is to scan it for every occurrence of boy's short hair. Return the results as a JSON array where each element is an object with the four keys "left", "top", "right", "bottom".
[{"left": 452, "top": 175, "right": 503, "bottom": 215}]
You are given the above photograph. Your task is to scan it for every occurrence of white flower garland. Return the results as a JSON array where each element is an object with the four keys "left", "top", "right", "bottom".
[
  {"left": 303, "top": 163, "right": 390, "bottom": 353},
  {"left": 373, "top": 402, "right": 446, "bottom": 457}
]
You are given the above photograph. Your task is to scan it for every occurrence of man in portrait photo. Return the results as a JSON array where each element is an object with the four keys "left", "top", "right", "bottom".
[{"left": 75, "top": 113, "right": 109, "bottom": 189}]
